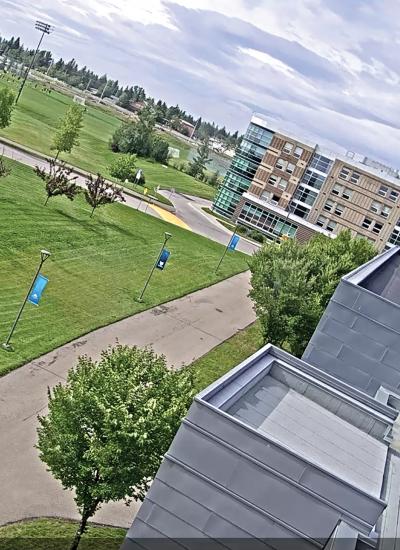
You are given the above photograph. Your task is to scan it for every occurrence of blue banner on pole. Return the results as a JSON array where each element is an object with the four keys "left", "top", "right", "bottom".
[
  {"left": 228, "top": 234, "right": 240, "bottom": 251},
  {"left": 156, "top": 249, "right": 170, "bottom": 270},
  {"left": 28, "top": 274, "right": 49, "bottom": 306}
]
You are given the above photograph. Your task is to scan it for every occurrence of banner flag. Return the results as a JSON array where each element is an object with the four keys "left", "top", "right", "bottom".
[{"left": 28, "top": 274, "right": 49, "bottom": 306}]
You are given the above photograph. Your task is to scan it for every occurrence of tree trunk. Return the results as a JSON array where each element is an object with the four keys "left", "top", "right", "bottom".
[
  {"left": 54, "top": 150, "right": 60, "bottom": 161},
  {"left": 69, "top": 502, "right": 99, "bottom": 550},
  {"left": 90, "top": 206, "right": 96, "bottom": 218},
  {"left": 44, "top": 195, "right": 50, "bottom": 206}
]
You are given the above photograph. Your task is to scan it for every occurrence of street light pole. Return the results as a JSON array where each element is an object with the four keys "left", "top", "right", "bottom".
[
  {"left": 138, "top": 233, "right": 172, "bottom": 302},
  {"left": 15, "top": 21, "right": 53, "bottom": 105},
  {"left": 215, "top": 226, "right": 237, "bottom": 274},
  {"left": 2, "top": 249, "right": 51, "bottom": 351}
]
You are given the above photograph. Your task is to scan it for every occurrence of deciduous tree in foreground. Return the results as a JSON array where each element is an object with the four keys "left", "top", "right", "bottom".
[
  {"left": 84, "top": 173, "right": 125, "bottom": 217},
  {"left": 249, "top": 230, "right": 376, "bottom": 357},
  {"left": 34, "top": 160, "right": 80, "bottom": 206},
  {"left": 37, "top": 345, "right": 195, "bottom": 550},
  {"left": 52, "top": 103, "right": 84, "bottom": 160}
]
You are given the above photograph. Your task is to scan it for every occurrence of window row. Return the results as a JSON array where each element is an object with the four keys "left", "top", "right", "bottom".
[
  {"left": 301, "top": 169, "right": 326, "bottom": 190},
  {"left": 370, "top": 200, "right": 392, "bottom": 218},
  {"left": 245, "top": 124, "right": 273, "bottom": 148},
  {"left": 268, "top": 174, "right": 288, "bottom": 190},
  {"left": 239, "top": 202, "right": 298, "bottom": 238},
  {"left": 378, "top": 184, "right": 399, "bottom": 202},
  {"left": 275, "top": 158, "right": 295, "bottom": 174},
  {"left": 293, "top": 185, "right": 318, "bottom": 207},
  {"left": 361, "top": 217, "right": 383, "bottom": 235},
  {"left": 282, "top": 142, "right": 304, "bottom": 158},
  {"left": 324, "top": 200, "right": 345, "bottom": 217},
  {"left": 237, "top": 139, "right": 266, "bottom": 162},
  {"left": 224, "top": 171, "right": 252, "bottom": 193},
  {"left": 338, "top": 166, "right": 361, "bottom": 184},
  {"left": 315, "top": 216, "right": 337, "bottom": 232},
  {"left": 332, "top": 183, "right": 353, "bottom": 200}
]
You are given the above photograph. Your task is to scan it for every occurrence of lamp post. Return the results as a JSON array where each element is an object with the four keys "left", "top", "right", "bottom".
[
  {"left": 138, "top": 233, "right": 172, "bottom": 302},
  {"left": 215, "top": 226, "right": 237, "bottom": 274},
  {"left": 15, "top": 21, "right": 53, "bottom": 105},
  {"left": 2, "top": 249, "right": 51, "bottom": 351}
]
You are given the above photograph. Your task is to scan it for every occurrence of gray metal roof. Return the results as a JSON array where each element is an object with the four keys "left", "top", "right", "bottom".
[{"left": 228, "top": 376, "right": 387, "bottom": 497}]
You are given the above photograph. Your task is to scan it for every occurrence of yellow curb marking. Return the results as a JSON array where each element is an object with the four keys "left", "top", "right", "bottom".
[{"left": 150, "top": 204, "right": 191, "bottom": 231}]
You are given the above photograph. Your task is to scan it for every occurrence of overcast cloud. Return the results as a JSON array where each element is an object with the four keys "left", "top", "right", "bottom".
[{"left": 1, "top": 0, "right": 400, "bottom": 166}]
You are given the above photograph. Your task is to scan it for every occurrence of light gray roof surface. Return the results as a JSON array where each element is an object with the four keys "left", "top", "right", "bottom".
[{"left": 228, "top": 376, "right": 388, "bottom": 497}]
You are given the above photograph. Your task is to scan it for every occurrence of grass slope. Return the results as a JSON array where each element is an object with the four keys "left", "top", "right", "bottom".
[
  {"left": 190, "top": 321, "right": 262, "bottom": 391},
  {"left": 0, "top": 76, "right": 216, "bottom": 200},
  {"left": 0, "top": 160, "right": 247, "bottom": 375},
  {"left": 0, "top": 518, "right": 126, "bottom": 549}
]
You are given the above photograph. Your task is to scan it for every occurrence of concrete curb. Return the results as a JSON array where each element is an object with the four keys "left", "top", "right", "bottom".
[{"left": 0, "top": 136, "right": 176, "bottom": 213}]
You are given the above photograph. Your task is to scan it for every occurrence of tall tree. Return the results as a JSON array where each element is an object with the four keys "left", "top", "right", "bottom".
[
  {"left": 249, "top": 230, "right": 376, "bottom": 357},
  {"left": 84, "top": 173, "right": 125, "bottom": 217},
  {"left": 187, "top": 138, "right": 211, "bottom": 180},
  {"left": 109, "top": 154, "right": 137, "bottom": 183},
  {"left": 36, "top": 345, "right": 195, "bottom": 550},
  {"left": 52, "top": 104, "right": 84, "bottom": 160},
  {"left": 0, "top": 86, "right": 15, "bottom": 129},
  {"left": 34, "top": 160, "right": 80, "bottom": 206}
]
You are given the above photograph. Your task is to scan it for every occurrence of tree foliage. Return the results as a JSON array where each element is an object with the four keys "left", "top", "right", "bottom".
[
  {"left": 52, "top": 104, "right": 84, "bottom": 159},
  {"left": 249, "top": 230, "right": 376, "bottom": 357},
  {"left": 0, "top": 86, "right": 15, "bottom": 129},
  {"left": 84, "top": 173, "right": 125, "bottom": 217},
  {"left": 109, "top": 154, "right": 137, "bottom": 183},
  {"left": 187, "top": 139, "right": 212, "bottom": 180},
  {"left": 110, "top": 108, "right": 169, "bottom": 163},
  {"left": 36, "top": 345, "right": 195, "bottom": 550},
  {"left": 34, "top": 160, "right": 80, "bottom": 206}
]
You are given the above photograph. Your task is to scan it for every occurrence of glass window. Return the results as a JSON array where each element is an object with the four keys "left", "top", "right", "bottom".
[
  {"left": 373, "top": 222, "right": 383, "bottom": 235},
  {"left": 389, "top": 227, "right": 400, "bottom": 246},
  {"left": 245, "top": 124, "right": 274, "bottom": 148},
  {"left": 350, "top": 172, "right": 360, "bottom": 184},
  {"left": 293, "top": 146, "right": 304, "bottom": 158},
  {"left": 286, "top": 163, "right": 295, "bottom": 174},
  {"left": 326, "top": 220, "right": 337, "bottom": 232},
  {"left": 339, "top": 167, "right": 350, "bottom": 180},
  {"left": 261, "top": 191, "right": 273, "bottom": 202},
  {"left": 378, "top": 185, "right": 388, "bottom": 197},
  {"left": 342, "top": 188, "right": 353, "bottom": 200},
  {"left": 290, "top": 203, "right": 310, "bottom": 218},
  {"left": 283, "top": 142, "right": 293, "bottom": 154},
  {"left": 316, "top": 215, "right": 327, "bottom": 227},
  {"left": 268, "top": 175, "right": 279, "bottom": 186},
  {"left": 324, "top": 199, "right": 334, "bottom": 212},
  {"left": 362, "top": 217, "right": 372, "bottom": 229},
  {"left": 382, "top": 205, "right": 392, "bottom": 218},
  {"left": 276, "top": 158, "right": 287, "bottom": 171},
  {"left": 293, "top": 186, "right": 318, "bottom": 206},
  {"left": 301, "top": 169, "right": 326, "bottom": 190},
  {"left": 389, "top": 190, "right": 399, "bottom": 202},
  {"left": 309, "top": 154, "right": 333, "bottom": 174},
  {"left": 237, "top": 201, "right": 298, "bottom": 239},
  {"left": 278, "top": 178, "right": 288, "bottom": 190},
  {"left": 370, "top": 201, "right": 381, "bottom": 214},
  {"left": 332, "top": 183, "right": 343, "bottom": 196},
  {"left": 334, "top": 204, "right": 344, "bottom": 216}
]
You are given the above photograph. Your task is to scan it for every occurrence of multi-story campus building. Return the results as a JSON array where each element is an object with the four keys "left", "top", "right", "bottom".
[
  {"left": 213, "top": 114, "right": 400, "bottom": 252},
  {"left": 123, "top": 247, "right": 400, "bottom": 549}
]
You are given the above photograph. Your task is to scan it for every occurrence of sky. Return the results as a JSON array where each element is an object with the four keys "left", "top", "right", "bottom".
[{"left": 1, "top": 0, "right": 400, "bottom": 166}]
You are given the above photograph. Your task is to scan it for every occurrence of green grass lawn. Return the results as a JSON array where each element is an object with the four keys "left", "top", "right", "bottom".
[
  {"left": 0, "top": 518, "right": 126, "bottom": 550},
  {"left": 0, "top": 75, "right": 216, "bottom": 200},
  {"left": 190, "top": 321, "right": 263, "bottom": 391},
  {"left": 0, "top": 160, "right": 247, "bottom": 376}
]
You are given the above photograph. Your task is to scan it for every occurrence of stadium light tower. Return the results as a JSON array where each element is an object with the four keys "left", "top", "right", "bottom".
[{"left": 15, "top": 20, "right": 53, "bottom": 105}]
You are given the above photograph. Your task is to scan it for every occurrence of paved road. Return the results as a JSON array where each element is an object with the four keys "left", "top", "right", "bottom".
[
  {"left": 162, "top": 191, "right": 260, "bottom": 256},
  {"left": 0, "top": 272, "right": 255, "bottom": 528}
]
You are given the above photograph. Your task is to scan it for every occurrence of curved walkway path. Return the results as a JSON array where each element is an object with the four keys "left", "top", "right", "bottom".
[{"left": 0, "top": 271, "right": 255, "bottom": 528}]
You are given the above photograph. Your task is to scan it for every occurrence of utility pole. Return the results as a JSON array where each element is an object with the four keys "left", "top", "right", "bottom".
[
  {"left": 2, "top": 249, "right": 51, "bottom": 351},
  {"left": 15, "top": 21, "right": 53, "bottom": 105}
]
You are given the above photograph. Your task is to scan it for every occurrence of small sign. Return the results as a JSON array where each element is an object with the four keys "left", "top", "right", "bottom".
[
  {"left": 28, "top": 274, "right": 49, "bottom": 306},
  {"left": 156, "top": 249, "right": 170, "bottom": 270},
  {"left": 136, "top": 169, "right": 143, "bottom": 181},
  {"left": 228, "top": 234, "right": 240, "bottom": 251},
  {"left": 143, "top": 187, "right": 148, "bottom": 195}
]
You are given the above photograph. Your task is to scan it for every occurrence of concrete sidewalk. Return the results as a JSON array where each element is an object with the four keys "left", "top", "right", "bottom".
[{"left": 0, "top": 271, "right": 255, "bottom": 528}]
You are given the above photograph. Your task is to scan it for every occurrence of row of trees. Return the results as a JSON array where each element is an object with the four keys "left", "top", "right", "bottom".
[{"left": 0, "top": 33, "right": 242, "bottom": 149}]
